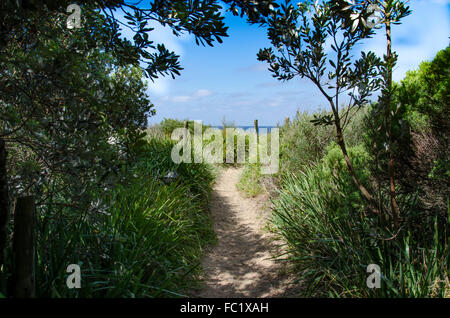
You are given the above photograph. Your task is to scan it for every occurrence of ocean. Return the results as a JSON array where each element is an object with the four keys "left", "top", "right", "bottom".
[{"left": 211, "top": 126, "right": 278, "bottom": 132}]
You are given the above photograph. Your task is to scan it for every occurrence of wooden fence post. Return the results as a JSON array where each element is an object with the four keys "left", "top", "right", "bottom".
[
  {"left": 183, "top": 120, "right": 189, "bottom": 150},
  {"left": 13, "top": 196, "right": 35, "bottom": 298},
  {"left": 254, "top": 119, "right": 259, "bottom": 138},
  {"left": 285, "top": 117, "right": 290, "bottom": 127},
  {"left": 254, "top": 119, "right": 259, "bottom": 163}
]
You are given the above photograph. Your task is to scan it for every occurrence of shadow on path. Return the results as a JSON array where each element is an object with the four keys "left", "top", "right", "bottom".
[{"left": 190, "top": 167, "right": 303, "bottom": 298}]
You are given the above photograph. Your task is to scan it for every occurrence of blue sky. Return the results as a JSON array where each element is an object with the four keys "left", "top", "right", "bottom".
[{"left": 139, "top": 0, "right": 450, "bottom": 126}]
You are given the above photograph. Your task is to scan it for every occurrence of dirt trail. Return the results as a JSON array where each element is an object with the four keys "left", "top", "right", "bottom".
[{"left": 192, "top": 167, "right": 301, "bottom": 298}]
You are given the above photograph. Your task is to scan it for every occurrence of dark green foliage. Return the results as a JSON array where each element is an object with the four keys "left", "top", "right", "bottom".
[
  {"left": 0, "top": 0, "right": 232, "bottom": 79},
  {"left": 2, "top": 137, "right": 215, "bottom": 297},
  {"left": 270, "top": 47, "right": 449, "bottom": 298},
  {"left": 1, "top": 0, "right": 279, "bottom": 80},
  {"left": 1, "top": 9, "right": 153, "bottom": 219},
  {"left": 272, "top": 151, "right": 448, "bottom": 297},
  {"left": 321, "top": 142, "right": 372, "bottom": 207},
  {"left": 1, "top": 0, "right": 244, "bottom": 297},
  {"left": 394, "top": 46, "right": 449, "bottom": 140},
  {"left": 363, "top": 47, "right": 449, "bottom": 240}
]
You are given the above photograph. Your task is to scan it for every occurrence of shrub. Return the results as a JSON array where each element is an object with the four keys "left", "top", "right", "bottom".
[
  {"left": 279, "top": 110, "right": 334, "bottom": 174},
  {"left": 363, "top": 48, "right": 449, "bottom": 240},
  {"left": 270, "top": 48, "right": 449, "bottom": 298},
  {"left": 321, "top": 142, "right": 372, "bottom": 208},
  {"left": 158, "top": 118, "right": 211, "bottom": 138},
  {"left": 236, "top": 163, "right": 263, "bottom": 197},
  {"left": 279, "top": 108, "right": 367, "bottom": 176},
  {"left": 2, "top": 137, "right": 215, "bottom": 298},
  {"left": 272, "top": 150, "right": 448, "bottom": 297}
]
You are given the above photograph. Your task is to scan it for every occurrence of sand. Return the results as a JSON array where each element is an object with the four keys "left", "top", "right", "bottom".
[{"left": 192, "top": 167, "right": 302, "bottom": 298}]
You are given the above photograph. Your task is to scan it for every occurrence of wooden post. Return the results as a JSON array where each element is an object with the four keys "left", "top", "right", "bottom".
[
  {"left": 13, "top": 196, "right": 35, "bottom": 298},
  {"left": 254, "top": 119, "right": 259, "bottom": 163},
  {"left": 183, "top": 120, "right": 189, "bottom": 137},
  {"left": 0, "top": 138, "right": 9, "bottom": 273},
  {"left": 183, "top": 120, "right": 190, "bottom": 154},
  {"left": 285, "top": 117, "right": 290, "bottom": 127}
]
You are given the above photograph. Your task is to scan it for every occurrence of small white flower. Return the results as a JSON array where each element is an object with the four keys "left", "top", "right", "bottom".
[{"left": 350, "top": 12, "right": 360, "bottom": 32}]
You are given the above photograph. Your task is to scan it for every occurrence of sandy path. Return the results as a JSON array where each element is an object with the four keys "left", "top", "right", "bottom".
[{"left": 192, "top": 167, "right": 302, "bottom": 298}]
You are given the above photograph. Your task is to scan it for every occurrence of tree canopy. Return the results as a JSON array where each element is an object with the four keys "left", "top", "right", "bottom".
[{"left": 0, "top": 0, "right": 279, "bottom": 272}]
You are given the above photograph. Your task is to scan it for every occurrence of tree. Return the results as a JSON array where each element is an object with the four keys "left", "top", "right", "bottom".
[
  {"left": 336, "top": 0, "right": 411, "bottom": 228},
  {"left": 0, "top": 0, "right": 279, "bottom": 277},
  {"left": 257, "top": 0, "right": 382, "bottom": 214},
  {"left": 395, "top": 46, "right": 449, "bottom": 134},
  {"left": 0, "top": 20, "right": 155, "bottom": 279},
  {"left": 1, "top": 0, "right": 278, "bottom": 78},
  {"left": 394, "top": 47, "right": 449, "bottom": 223}
]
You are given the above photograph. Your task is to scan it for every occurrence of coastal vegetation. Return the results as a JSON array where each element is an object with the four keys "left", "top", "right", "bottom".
[{"left": 0, "top": 0, "right": 447, "bottom": 299}]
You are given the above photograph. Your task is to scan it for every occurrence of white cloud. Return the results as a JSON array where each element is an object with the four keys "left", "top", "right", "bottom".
[
  {"left": 194, "top": 89, "right": 213, "bottom": 97},
  {"left": 117, "top": 15, "right": 192, "bottom": 97},
  {"left": 146, "top": 77, "right": 172, "bottom": 96},
  {"left": 172, "top": 95, "right": 192, "bottom": 103},
  {"left": 144, "top": 23, "right": 192, "bottom": 97},
  {"left": 161, "top": 89, "right": 214, "bottom": 103}
]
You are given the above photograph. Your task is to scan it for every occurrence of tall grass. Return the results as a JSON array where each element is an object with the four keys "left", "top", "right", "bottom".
[
  {"left": 236, "top": 163, "right": 263, "bottom": 197},
  {"left": 272, "top": 164, "right": 449, "bottom": 297},
  {"left": 12, "top": 136, "right": 216, "bottom": 298}
]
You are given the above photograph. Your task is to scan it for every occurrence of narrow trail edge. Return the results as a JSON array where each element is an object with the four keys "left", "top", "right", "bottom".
[{"left": 192, "top": 167, "right": 302, "bottom": 298}]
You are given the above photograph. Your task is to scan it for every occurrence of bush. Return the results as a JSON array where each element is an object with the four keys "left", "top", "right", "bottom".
[
  {"left": 236, "top": 163, "right": 263, "bottom": 197},
  {"left": 362, "top": 47, "right": 449, "bottom": 240},
  {"left": 272, "top": 147, "right": 449, "bottom": 297},
  {"left": 158, "top": 118, "right": 211, "bottom": 138},
  {"left": 279, "top": 108, "right": 367, "bottom": 176},
  {"left": 395, "top": 46, "right": 449, "bottom": 134},
  {"left": 321, "top": 142, "right": 372, "bottom": 208},
  {"left": 394, "top": 46, "right": 449, "bottom": 192},
  {"left": 2, "top": 137, "right": 215, "bottom": 298},
  {"left": 279, "top": 110, "right": 334, "bottom": 174},
  {"left": 269, "top": 47, "right": 449, "bottom": 299}
]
